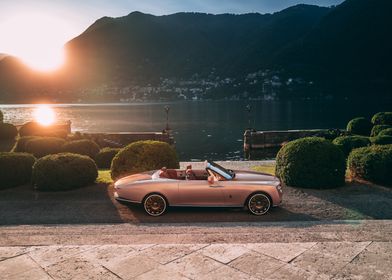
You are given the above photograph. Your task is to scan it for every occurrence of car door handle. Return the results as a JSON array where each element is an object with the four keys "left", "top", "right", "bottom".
[{"left": 209, "top": 185, "right": 223, "bottom": 188}]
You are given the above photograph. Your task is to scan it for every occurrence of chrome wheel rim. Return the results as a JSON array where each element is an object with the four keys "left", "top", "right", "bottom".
[
  {"left": 248, "top": 194, "right": 270, "bottom": 215},
  {"left": 144, "top": 194, "right": 166, "bottom": 216}
]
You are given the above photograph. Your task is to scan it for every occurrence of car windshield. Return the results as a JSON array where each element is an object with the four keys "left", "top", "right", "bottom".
[{"left": 205, "top": 160, "right": 235, "bottom": 180}]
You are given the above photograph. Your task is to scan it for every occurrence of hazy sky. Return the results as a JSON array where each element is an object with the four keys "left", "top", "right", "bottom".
[{"left": 0, "top": 0, "right": 344, "bottom": 70}]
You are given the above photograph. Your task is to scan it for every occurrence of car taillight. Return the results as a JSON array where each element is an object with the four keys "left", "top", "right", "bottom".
[{"left": 276, "top": 184, "right": 283, "bottom": 193}]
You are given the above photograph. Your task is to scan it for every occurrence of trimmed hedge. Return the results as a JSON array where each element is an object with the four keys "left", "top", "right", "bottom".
[
  {"left": 32, "top": 153, "right": 98, "bottom": 191},
  {"left": 348, "top": 145, "right": 392, "bottom": 186},
  {"left": 346, "top": 117, "right": 372, "bottom": 136},
  {"left": 370, "top": 135, "right": 392, "bottom": 145},
  {"left": 62, "top": 139, "right": 100, "bottom": 158},
  {"left": 0, "top": 152, "right": 36, "bottom": 189},
  {"left": 25, "top": 137, "right": 66, "bottom": 158},
  {"left": 379, "top": 128, "right": 392, "bottom": 137},
  {"left": 0, "top": 123, "right": 18, "bottom": 140},
  {"left": 371, "top": 112, "right": 392, "bottom": 125},
  {"left": 19, "top": 121, "right": 67, "bottom": 138},
  {"left": 95, "top": 147, "right": 121, "bottom": 169},
  {"left": 371, "top": 125, "right": 392, "bottom": 137},
  {"left": 332, "top": 136, "right": 370, "bottom": 156},
  {"left": 111, "top": 140, "right": 179, "bottom": 180},
  {"left": 275, "top": 137, "right": 346, "bottom": 188},
  {"left": 13, "top": 136, "right": 41, "bottom": 152}
]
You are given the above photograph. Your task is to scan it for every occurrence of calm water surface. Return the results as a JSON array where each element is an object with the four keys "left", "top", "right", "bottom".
[{"left": 1, "top": 100, "right": 391, "bottom": 160}]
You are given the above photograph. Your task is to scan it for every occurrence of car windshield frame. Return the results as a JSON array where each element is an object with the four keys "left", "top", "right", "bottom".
[{"left": 205, "top": 160, "right": 235, "bottom": 180}]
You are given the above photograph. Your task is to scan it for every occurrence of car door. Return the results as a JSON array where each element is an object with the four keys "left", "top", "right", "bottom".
[{"left": 177, "top": 179, "right": 225, "bottom": 206}]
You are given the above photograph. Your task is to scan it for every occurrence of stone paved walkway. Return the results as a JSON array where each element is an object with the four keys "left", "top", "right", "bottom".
[
  {"left": 1, "top": 220, "right": 391, "bottom": 279},
  {"left": 1, "top": 241, "right": 391, "bottom": 279}
]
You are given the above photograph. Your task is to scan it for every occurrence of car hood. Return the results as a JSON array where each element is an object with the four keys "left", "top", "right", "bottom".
[
  {"left": 233, "top": 170, "right": 280, "bottom": 184},
  {"left": 114, "top": 172, "right": 152, "bottom": 188}
]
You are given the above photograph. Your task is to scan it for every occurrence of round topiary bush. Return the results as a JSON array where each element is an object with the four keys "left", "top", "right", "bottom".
[
  {"left": 95, "top": 147, "right": 121, "bottom": 169},
  {"left": 13, "top": 136, "right": 41, "bottom": 152},
  {"left": 0, "top": 152, "right": 36, "bottom": 189},
  {"left": 348, "top": 145, "right": 392, "bottom": 186},
  {"left": 32, "top": 153, "right": 98, "bottom": 191},
  {"left": 111, "top": 140, "right": 179, "bottom": 180},
  {"left": 346, "top": 117, "right": 372, "bottom": 136},
  {"left": 25, "top": 137, "right": 66, "bottom": 158},
  {"left": 378, "top": 128, "right": 392, "bottom": 137},
  {"left": 371, "top": 112, "right": 392, "bottom": 125},
  {"left": 62, "top": 139, "right": 100, "bottom": 158},
  {"left": 370, "top": 125, "right": 392, "bottom": 137},
  {"left": 275, "top": 137, "right": 346, "bottom": 188},
  {"left": 0, "top": 123, "right": 18, "bottom": 140},
  {"left": 332, "top": 136, "right": 370, "bottom": 156},
  {"left": 370, "top": 135, "right": 392, "bottom": 145}
]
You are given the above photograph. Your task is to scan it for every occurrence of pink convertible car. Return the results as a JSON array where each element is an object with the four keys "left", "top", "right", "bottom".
[{"left": 114, "top": 161, "right": 282, "bottom": 216}]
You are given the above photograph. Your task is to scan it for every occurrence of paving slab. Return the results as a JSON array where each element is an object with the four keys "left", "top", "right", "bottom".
[
  {"left": 229, "top": 250, "right": 286, "bottom": 279},
  {"left": 245, "top": 242, "right": 316, "bottom": 262},
  {"left": 331, "top": 242, "right": 392, "bottom": 280},
  {"left": 165, "top": 252, "right": 223, "bottom": 279},
  {"left": 198, "top": 265, "right": 258, "bottom": 280},
  {"left": 134, "top": 264, "right": 190, "bottom": 280},
  {"left": 200, "top": 244, "right": 250, "bottom": 264},
  {"left": 0, "top": 254, "right": 40, "bottom": 279},
  {"left": 290, "top": 241, "right": 371, "bottom": 276},
  {"left": 0, "top": 246, "right": 29, "bottom": 261},
  {"left": 104, "top": 254, "right": 160, "bottom": 279},
  {"left": 142, "top": 244, "right": 206, "bottom": 265},
  {"left": 8, "top": 267, "right": 52, "bottom": 280}
]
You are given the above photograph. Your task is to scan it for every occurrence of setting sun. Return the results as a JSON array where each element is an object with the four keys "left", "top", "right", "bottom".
[
  {"left": 1, "top": 13, "right": 70, "bottom": 71},
  {"left": 33, "top": 105, "right": 56, "bottom": 126}
]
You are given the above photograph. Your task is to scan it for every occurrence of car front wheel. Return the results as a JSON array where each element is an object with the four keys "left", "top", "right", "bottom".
[
  {"left": 143, "top": 194, "right": 167, "bottom": 216},
  {"left": 247, "top": 193, "right": 271, "bottom": 215}
]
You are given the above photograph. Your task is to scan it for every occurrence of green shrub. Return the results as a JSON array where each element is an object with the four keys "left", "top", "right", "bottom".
[
  {"left": 25, "top": 137, "right": 66, "bottom": 158},
  {"left": 0, "top": 152, "right": 36, "bottom": 189},
  {"left": 32, "top": 153, "right": 98, "bottom": 191},
  {"left": 13, "top": 136, "right": 41, "bottom": 152},
  {"left": 346, "top": 117, "right": 372, "bottom": 136},
  {"left": 379, "top": 128, "right": 392, "bottom": 137},
  {"left": 0, "top": 123, "right": 18, "bottom": 140},
  {"left": 332, "top": 136, "right": 370, "bottom": 156},
  {"left": 370, "top": 125, "right": 392, "bottom": 137},
  {"left": 111, "top": 140, "right": 179, "bottom": 180},
  {"left": 348, "top": 145, "right": 392, "bottom": 186},
  {"left": 62, "top": 139, "right": 100, "bottom": 158},
  {"left": 95, "top": 147, "right": 121, "bottom": 169},
  {"left": 370, "top": 135, "right": 392, "bottom": 145},
  {"left": 371, "top": 112, "right": 392, "bottom": 125},
  {"left": 0, "top": 110, "right": 3, "bottom": 123},
  {"left": 275, "top": 137, "right": 346, "bottom": 188},
  {"left": 19, "top": 121, "right": 67, "bottom": 138}
]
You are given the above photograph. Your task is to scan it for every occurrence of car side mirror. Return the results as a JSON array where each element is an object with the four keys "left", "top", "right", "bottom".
[{"left": 208, "top": 176, "right": 215, "bottom": 184}]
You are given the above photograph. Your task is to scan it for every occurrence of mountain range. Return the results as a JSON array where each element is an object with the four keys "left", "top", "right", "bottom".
[{"left": 0, "top": 0, "right": 391, "bottom": 102}]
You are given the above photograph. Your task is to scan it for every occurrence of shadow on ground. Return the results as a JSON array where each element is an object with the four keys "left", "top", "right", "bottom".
[{"left": 0, "top": 184, "right": 123, "bottom": 225}]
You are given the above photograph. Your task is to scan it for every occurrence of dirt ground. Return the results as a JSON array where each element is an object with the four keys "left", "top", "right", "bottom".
[{"left": 0, "top": 178, "right": 391, "bottom": 225}]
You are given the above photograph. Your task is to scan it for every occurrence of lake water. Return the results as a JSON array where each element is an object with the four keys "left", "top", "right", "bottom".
[{"left": 1, "top": 100, "right": 391, "bottom": 160}]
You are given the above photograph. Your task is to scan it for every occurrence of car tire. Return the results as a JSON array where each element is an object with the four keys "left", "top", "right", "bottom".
[
  {"left": 247, "top": 193, "right": 271, "bottom": 215},
  {"left": 143, "top": 194, "right": 167, "bottom": 216}
]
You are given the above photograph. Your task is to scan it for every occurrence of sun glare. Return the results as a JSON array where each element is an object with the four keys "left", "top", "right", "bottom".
[
  {"left": 33, "top": 105, "right": 56, "bottom": 126},
  {"left": 1, "top": 13, "right": 70, "bottom": 72}
]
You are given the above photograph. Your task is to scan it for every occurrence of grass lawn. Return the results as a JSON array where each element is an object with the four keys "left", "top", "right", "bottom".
[
  {"left": 252, "top": 163, "right": 276, "bottom": 175},
  {"left": 97, "top": 169, "right": 113, "bottom": 184}
]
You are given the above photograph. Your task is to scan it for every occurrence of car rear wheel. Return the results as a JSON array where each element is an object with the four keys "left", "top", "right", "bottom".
[
  {"left": 143, "top": 194, "right": 167, "bottom": 216},
  {"left": 247, "top": 193, "right": 271, "bottom": 215}
]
